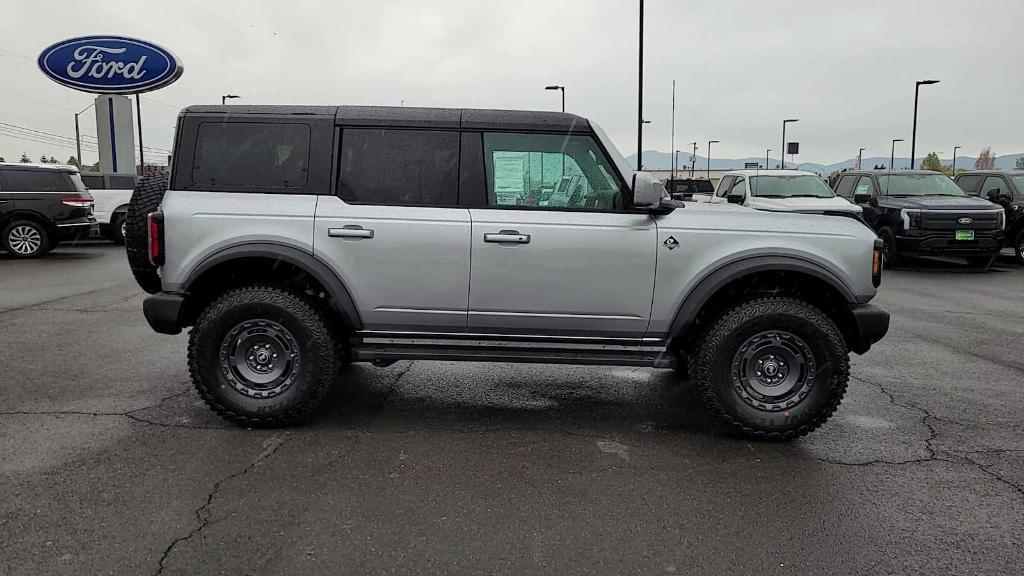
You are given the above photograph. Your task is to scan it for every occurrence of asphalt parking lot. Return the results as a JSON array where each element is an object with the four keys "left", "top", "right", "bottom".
[{"left": 1, "top": 243, "right": 1022, "bottom": 576}]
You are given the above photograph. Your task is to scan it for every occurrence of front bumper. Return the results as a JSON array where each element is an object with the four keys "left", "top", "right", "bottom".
[
  {"left": 896, "top": 230, "right": 1004, "bottom": 256},
  {"left": 143, "top": 292, "right": 185, "bottom": 335},
  {"left": 849, "top": 304, "right": 890, "bottom": 355}
]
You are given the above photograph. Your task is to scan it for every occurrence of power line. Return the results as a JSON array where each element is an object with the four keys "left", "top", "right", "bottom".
[{"left": 0, "top": 122, "right": 170, "bottom": 154}]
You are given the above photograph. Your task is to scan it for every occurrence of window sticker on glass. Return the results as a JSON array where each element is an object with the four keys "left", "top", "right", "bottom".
[
  {"left": 855, "top": 182, "right": 872, "bottom": 195},
  {"left": 493, "top": 154, "right": 527, "bottom": 205}
]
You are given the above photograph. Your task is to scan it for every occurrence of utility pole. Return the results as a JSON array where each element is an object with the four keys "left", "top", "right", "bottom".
[
  {"left": 73, "top": 101, "right": 95, "bottom": 169},
  {"left": 690, "top": 142, "right": 698, "bottom": 177}
]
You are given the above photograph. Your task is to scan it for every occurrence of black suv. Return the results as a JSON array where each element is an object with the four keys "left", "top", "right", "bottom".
[
  {"left": 834, "top": 170, "right": 1004, "bottom": 266},
  {"left": 664, "top": 177, "right": 714, "bottom": 201},
  {"left": 0, "top": 163, "right": 95, "bottom": 258},
  {"left": 953, "top": 170, "right": 1024, "bottom": 264}
]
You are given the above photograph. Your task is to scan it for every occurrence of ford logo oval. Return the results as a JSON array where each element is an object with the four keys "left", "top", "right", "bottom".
[
  {"left": 958, "top": 217, "right": 974, "bottom": 225},
  {"left": 37, "top": 35, "right": 183, "bottom": 94}
]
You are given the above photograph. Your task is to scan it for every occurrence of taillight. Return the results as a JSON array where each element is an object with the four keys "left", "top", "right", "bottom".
[
  {"left": 148, "top": 212, "right": 165, "bottom": 267},
  {"left": 62, "top": 193, "right": 94, "bottom": 208},
  {"left": 872, "top": 239, "right": 883, "bottom": 287}
]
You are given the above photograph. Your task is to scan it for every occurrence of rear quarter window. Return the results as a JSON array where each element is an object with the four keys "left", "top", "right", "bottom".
[{"left": 191, "top": 122, "right": 311, "bottom": 190}]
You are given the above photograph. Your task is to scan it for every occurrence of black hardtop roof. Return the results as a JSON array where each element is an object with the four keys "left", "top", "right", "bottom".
[{"left": 181, "top": 105, "right": 592, "bottom": 132}]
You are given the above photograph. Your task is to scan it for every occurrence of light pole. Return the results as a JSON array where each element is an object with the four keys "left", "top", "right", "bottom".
[
  {"left": 544, "top": 85, "right": 565, "bottom": 112},
  {"left": 690, "top": 142, "right": 698, "bottom": 177},
  {"left": 221, "top": 94, "right": 241, "bottom": 106},
  {"left": 858, "top": 147, "right": 866, "bottom": 170},
  {"left": 707, "top": 140, "right": 719, "bottom": 179},
  {"left": 674, "top": 150, "right": 680, "bottom": 180},
  {"left": 670, "top": 80, "right": 676, "bottom": 179},
  {"left": 951, "top": 145, "right": 961, "bottom": 173},
  {"left": 891, "top": 139, "right": 904, "bottom": 171},
  {"left": 637, "top": 0, "right": 644, "bottom": 171},
  {"left": 639, "top": 120, "right": 651, "bottom": 170},
  {"left": 766, "top": 148, "right": 772, "bottom": 170},
  {"left": 781, "top": 119, "right": 799, "bottom": 169},
  {"left": 911, "top": 80, "right": 939, "bottom": 169},
  {"left": 73, "top": 101, "right": 95, "bottom": 169}
]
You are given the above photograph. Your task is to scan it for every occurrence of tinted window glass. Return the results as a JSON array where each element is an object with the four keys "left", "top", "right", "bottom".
[
  {"left": 193, "top": 122, "right": 310, "bottom": 188},
  {"left": 956, "top": 174, "right": 982, "bottom": 195},
  {"left": 878, "top": 174, "right": 964, "bottom": 196},
  {"left": 482, "top": 133, "right": 622, "bottom": 210},
  {"left": 835, "top": 175, "right": 856, "bottom": 198},
  {"left": 81, "top": 174, "right": 105, "bottom": 189},
  {"left": 108, "top": 175, "right": 137, "bottom": 190},
  {"left": 339, "top": 129, "right": 459, "bottom": 206},
  {"left": 2, "top": 170, "right": 74, "bottom": 192}
]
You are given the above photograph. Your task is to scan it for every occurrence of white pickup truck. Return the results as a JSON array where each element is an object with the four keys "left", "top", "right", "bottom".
[
  {"left": 79, "top": 172, "right": 138, "bottom": 244},
  {"left": 692, "top": 170, "right": 862, "bottom": 216}
]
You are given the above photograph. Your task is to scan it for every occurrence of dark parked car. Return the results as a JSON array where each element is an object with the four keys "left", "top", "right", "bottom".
[
  {"left": 0, "top": 163, "right": 95, "bottom": 258},
  {"left": 834, "top": 170, "right": 1004, "bottom": 267},
  {"left": 954, "top": 170, "right": 1024, "bottom": 264},
  {"left": 664, "top": 177, "right": 714, "bottom": 201}
]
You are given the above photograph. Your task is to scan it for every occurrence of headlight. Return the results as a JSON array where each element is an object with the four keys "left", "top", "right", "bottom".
[
  {"left": 900, "top": 209, "right": 921, "bottom": 229},
  {"left": 997, "top": 211, "right": 1005, "bottom": 230}
]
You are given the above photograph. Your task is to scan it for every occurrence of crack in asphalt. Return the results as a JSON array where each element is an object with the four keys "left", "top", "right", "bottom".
[
  {"left": 960, "top": 455, "right": 1024, "bottom": 499},
  {"left": 370, "top": 361, "right": 414, "bottom": 417},
  {"left": 153, "top": 432, "right": 290, "bottom": 576},
  {"left": 0, "top": 389, "right": 226, "bottom": 430},
  {"left": 0, "top": 282, "right": 129, "bottom": 317}
]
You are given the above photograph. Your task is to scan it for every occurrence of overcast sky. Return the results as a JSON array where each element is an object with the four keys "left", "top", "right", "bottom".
[{"left": 2, "top": 0, "right": 1022, "bottom": 167}]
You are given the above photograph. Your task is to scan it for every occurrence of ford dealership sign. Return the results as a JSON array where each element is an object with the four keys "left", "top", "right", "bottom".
[{"left": 38, "top": 35, "right": 182, "bottom": 94}]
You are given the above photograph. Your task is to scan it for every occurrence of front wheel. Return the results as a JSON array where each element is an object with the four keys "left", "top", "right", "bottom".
[
  {"left": 692, "top": 297, "right": 849, "bottom": 440},
  {"left": 878, "top": 227, "right": 900, "bottom": 268},
  {"left": 189, "top": 286, "right": 341, "bottom": 427},
  {"left": 2, "top": 220, "right": 50, "bottom": 258}
]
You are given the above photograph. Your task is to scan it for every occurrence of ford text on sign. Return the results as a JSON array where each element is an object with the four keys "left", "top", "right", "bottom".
[{"left": 38, "top": 35, "right": 183, "bottom": 94}]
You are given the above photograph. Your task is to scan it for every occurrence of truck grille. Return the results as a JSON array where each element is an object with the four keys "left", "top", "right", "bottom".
[{"left": 920, "top": 211, "right": 1001, "bottom": 231}]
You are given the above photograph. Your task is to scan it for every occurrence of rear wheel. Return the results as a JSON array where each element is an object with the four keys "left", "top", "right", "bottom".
[
  {"left": 189, "top": 285, "right": 340, "bottom": 427},
  {"left": 692, "top": 296, "right": 849, "bottom": 440},
  {"left": 105, "top": 212, "right": 127, "bottom": 245},
  {"left": 125, "top": 173, "right": 168, "bottom": 293},
  {"left": 2, "top": 220, "right": 50, "bottom": 259}
]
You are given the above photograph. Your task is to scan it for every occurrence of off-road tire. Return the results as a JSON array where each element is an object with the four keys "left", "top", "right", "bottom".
[
  {"left": 125, "top": 172, "right": 168, "bottom": 294},
  {"left": 692, "top": 296, "right": 849, "bottom": 441},
  {"left": 878, "top": 227, "right": 900, "bottom": 268},
  {"left": 2, "top": 219, "right": 51, "bottom": 259},
  {"left": 189, "top": 285, "right": 340, "bottom": 427}
]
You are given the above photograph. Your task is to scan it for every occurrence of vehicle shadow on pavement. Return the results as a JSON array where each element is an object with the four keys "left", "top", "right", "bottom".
[
  {"left": 313, "top": 362, "right": 723, "bottom": 438},
  {"left": 890, "top": 254, "right": 1018, "bottom": 273}
]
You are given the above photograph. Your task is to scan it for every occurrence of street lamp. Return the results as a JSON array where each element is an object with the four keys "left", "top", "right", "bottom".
[
  {"left": 707, "top": 140, "right": 719, "bottom": 179},
  {"left": 221, "top": 94, "right": 241, "bottom": 105},
  {"left": 911, "top": 80, "right": 940, "bottom": 169},
  {"left": 638, "top": 120, "right": 651, "bottom": 169},
  {"left": 544, "top": 85, "right": 565, "bottom": 112},
  {"left": 690, "top": 142, "right": 698, "bottom": 177},
  {"left": 674, "top": 150, "right": 680, "bottom": 180},
  {"left": 858, "top": 147, "right": 866, "bottom": 170},
  {"left": 781, "top": 119, "right": 799, "bottom": 169},
  {"left": 951, "top": 145, "right": 961, "bottom": 173},
  {"left": 891, "top": 139, "right": 904, "bottom": 172},
  {"left": 637, "top": 0, "right": 645, "bottom": 172},
  {"left": 73, "top": 101, "right": 96, "bottom": 168},
  {"left": 670, "top": 80, "right": 676, "bottom": 179},
  {"left": 766, "top": 148, "right": 772, "bottom": 170}
]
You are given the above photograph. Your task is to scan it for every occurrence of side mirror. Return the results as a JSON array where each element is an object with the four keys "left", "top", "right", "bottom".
[
  {"left": 632, "top": 172, "right": 668, "bottom": 209},
  {"left": 853, "top": 193, "right": 871, "bottom": 204},
  {"left": 987, "top": 190, "right": 1011, "bottom": 205},
  {"left": 726, "top": 193, "right": 745, "bottom": 205}
]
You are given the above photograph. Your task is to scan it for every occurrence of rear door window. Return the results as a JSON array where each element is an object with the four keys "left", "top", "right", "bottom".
[
  {"left": 192, "top": 122, "right": 311, "bottom": 189},
  {"left": 338, "top": 128, "right": 459, "bottom": 206},
  {"left": 1, "top": 170, "right": 74, "bottom": 192}
]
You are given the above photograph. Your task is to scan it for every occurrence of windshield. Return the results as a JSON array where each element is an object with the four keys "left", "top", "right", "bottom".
[
  {"left": 749, "top": 175, "right": 834, "bottom": 198},
  {"left": 878, "top": 174, "right": 965, "bottom": 196}
]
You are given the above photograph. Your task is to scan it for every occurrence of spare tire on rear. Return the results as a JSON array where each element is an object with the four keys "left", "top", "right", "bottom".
[{"left": 125, "top": 172, "right": 169, "bottom": 294}]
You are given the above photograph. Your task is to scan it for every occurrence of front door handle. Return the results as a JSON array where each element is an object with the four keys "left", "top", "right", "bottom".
[
  {"left": 484, "top": 231, "right": 531, "bottom": 244},
  {"left": 329, "top": 226, "right": 374, "bottom": 239}
]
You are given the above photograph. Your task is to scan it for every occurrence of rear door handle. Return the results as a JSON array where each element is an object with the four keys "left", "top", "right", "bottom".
[
  {"left": 329, "top": 226, "right": 374, "bottom": 239},
  {"left": 484, "top": 231, "right": 530, "bottom": 244}
]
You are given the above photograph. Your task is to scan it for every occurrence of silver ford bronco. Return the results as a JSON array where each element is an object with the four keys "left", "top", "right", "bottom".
[{"left": 127, "top": 105, "right": 889, "bottom": 439}]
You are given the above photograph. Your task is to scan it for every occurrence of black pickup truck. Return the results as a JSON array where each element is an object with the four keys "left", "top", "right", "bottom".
[
  {"left": 834, "top": 170, "right": 1004, "bottom": 267},
  {"left": 0, "top": 163, "right": 95, "bottom": 258},
  {"left": 954, "top": 170, "right": 1024, "bottom": 264}
]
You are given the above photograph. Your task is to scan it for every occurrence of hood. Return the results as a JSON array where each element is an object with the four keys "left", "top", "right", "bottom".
[
  {"left": 746, "top": 196, "right": 863, "bottom": 214},
  {"left": 876, "top": 195, "right": 999, "bottom": 211}
]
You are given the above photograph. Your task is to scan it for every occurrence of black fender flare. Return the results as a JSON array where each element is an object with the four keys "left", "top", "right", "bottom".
[
  {"left": 181, "top": 242, "right": 363, "bottom": 330},
  {"left": 667, "top": 255, "right": 858, "bottom": 340}
]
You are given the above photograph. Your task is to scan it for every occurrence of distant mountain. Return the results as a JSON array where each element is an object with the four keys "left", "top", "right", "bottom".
[{"left": 628, "top": 151, "right": 1024, "bottom": 173}]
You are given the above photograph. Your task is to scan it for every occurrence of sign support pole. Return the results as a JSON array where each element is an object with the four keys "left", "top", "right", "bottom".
[{"left": 135, "top": 94, "right": 144, "bottom": 174}]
